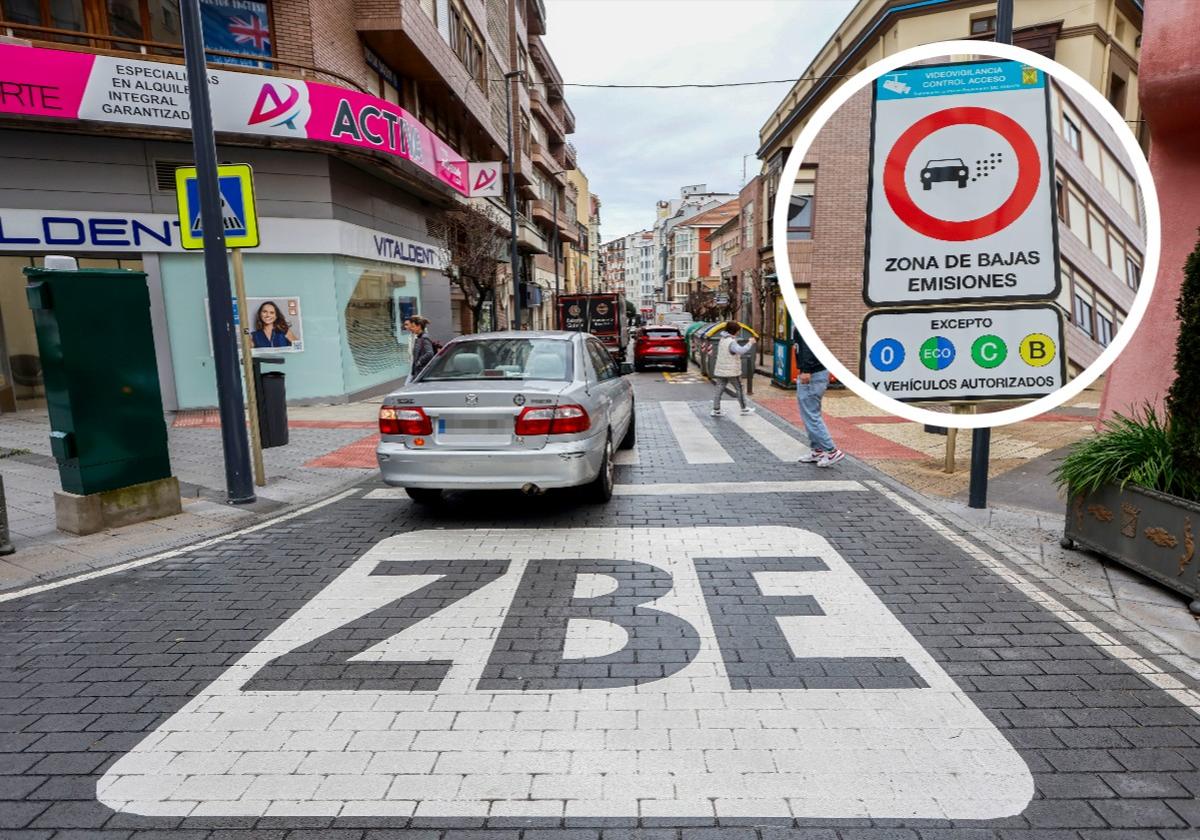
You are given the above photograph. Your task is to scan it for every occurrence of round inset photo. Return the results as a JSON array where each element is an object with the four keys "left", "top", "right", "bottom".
[{"left": 773, "top": 40, "right": 1159, "bottom": 429}]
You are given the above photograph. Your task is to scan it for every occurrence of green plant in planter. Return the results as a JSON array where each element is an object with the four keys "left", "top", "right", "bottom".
[
  {"left": 1165, "top": 230, "right": 1200, "bottom": 483},
  {"left": 1053, "top": 406, "right": 1200, "bottom": 503},
  {"left": 1055, "top": 230, "right": 1200, "bottom": 505}
]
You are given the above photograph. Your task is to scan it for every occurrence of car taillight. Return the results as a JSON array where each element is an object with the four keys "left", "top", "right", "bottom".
[
  {"left": 514, "top": 404, "right": 591, "bottom": 436},
  {"left": 380, "top": 405, "right": 432, "bottom": 435}
]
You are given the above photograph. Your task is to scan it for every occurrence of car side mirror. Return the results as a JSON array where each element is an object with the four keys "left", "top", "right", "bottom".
[{"left": 619, "top": 362, "right": 634, "bottom": 376}]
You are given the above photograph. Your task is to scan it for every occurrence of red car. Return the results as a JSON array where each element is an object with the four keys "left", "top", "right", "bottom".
[{"left": 634, "top": 325, "right": 688, "bottom": 372}]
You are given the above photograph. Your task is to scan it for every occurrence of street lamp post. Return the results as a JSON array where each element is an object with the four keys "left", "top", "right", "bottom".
[{"left": 504, "top": 69, "right": 522, "bottom": 331}]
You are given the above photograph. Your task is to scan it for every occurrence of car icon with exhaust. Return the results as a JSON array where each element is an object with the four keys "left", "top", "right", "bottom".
[{"left": 920, "top": 158, "right": 969, "bottom": 189}]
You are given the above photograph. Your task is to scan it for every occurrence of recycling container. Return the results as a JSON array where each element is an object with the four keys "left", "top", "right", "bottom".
[
  {"left": 24, "top": 266, "right": 171, "bottom": 495},
  {"left": 253, "top": 356, "right": 288, "bottom": 448}
]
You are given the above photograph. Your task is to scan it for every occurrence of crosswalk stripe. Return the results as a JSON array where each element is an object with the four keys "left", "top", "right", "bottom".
[
  {"left": 726, "top": 409, "right": 811, "bottom": 461},
  {"left": 613, "top": 480, "right": 865, "bottom": 495},
  {"left": 660, "top": 401, "right": 733, "bottom": 464},
  {"left": 613, "top": 447, "right": 639, "bottom": 465}
]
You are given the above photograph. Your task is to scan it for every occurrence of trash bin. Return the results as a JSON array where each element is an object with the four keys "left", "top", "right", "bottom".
[{"left": 252, "top": 356, "right": 288, "bottom": 448}]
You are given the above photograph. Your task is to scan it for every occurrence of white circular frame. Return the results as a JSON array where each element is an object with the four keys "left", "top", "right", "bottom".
[{"left": 772, "top": 40, "right": 1160, "bottom": 429}]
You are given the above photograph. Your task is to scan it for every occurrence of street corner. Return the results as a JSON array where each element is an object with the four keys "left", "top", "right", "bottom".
[{"left": 98, "top": 525, "right": 1033, "bottom": 822}]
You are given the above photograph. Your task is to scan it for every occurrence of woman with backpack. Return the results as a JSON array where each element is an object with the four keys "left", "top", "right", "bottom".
[{"left": 406, "top": 315, "right": 439, "bottom": 379}]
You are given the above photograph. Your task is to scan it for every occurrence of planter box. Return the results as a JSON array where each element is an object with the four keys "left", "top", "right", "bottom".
[{"left": 1064, "top": 482, "right": 1200, "bottom": 613}]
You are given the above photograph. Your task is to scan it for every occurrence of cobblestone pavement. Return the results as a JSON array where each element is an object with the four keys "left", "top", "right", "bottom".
[{"left": 1, "top": 376, "right": 1198, "bottom": 839}]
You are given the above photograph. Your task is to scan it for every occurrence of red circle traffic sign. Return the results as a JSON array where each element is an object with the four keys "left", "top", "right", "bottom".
[{"left": 882, "top": 106, "right": 1041, "bottom": 242}]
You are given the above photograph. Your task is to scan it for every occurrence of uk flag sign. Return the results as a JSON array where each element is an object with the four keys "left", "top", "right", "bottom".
[{"left": 201, "top": 0, "right": 272, "bottom": 68}]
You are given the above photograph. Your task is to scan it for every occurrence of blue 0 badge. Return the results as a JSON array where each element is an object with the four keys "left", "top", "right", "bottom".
[{"left": 869, "top": 338, "right": 905, "bottom": 372}]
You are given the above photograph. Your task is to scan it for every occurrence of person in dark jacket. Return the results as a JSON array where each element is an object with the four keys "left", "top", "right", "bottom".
[
  {"left": 794, "top": 326, "right": 843, "bottom": 467},
  {"left": 406, "top": 315, "right": 437, "bottom": 379}
]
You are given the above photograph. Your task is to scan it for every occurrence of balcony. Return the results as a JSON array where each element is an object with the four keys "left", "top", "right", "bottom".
[
  {"left": 531, "top": 142, "right": 568, "bottom": 184},
  {"left": 555, "top": 142, "right": 577, "bottom": 170},
  {"left": 517, "top": 216, "right": 549, "bottom": 254},
  {"left": 531, "top": 200, "right": 580, "bottom": 244},
  {"left": 529, "top": 36, "right": 564, "bottom": 100},
  {"left": 530, "top": 88, "right": 566, "bottom": 144},
  {"left": 556, "top": 100, "right": 576, "bottom": 134},
  {"left": 355, "top": 0, "right": 504, "bottom": 150}
]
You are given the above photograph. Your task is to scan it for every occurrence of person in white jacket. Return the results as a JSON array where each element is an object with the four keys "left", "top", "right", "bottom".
[{"left": 710, "top": 321, "right": 755, "bottom": 416}]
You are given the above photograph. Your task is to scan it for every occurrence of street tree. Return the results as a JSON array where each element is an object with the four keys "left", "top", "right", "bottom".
[
  {"left": 748, "top": 267, "right": 772, "bottom": 363},
  {"left": 428, "top": 202, "right": 508, "bottom": 332},
  {"left": 1166, "top": 230, "right": 1200, "bottom": 481}
]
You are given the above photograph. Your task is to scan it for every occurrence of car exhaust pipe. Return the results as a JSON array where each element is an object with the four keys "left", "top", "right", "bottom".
[{"left": 521, "top": 483, "right": 544, "bottom": 496}]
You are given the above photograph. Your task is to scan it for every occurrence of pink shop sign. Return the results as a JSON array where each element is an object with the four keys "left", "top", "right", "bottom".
[
  {"left": 0, "top": 45, "right": 94, "bottom": 118},
  {"left": 0, "top": 43, "right": 470, "bottom": 196}
]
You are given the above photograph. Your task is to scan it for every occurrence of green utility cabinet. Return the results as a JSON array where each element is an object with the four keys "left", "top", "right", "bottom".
[{"left": 25, "top": 266, "right": 172, "bottom": 496}]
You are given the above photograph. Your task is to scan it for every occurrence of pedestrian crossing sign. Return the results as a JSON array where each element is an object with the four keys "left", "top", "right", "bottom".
[{"left": 174, "top": 163, "right": 260, "bottom": 250}]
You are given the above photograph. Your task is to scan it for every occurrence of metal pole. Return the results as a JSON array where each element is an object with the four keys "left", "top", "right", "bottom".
[
  {"left": 179, "top": 0, "right": 254, "bottom": 504},
  {"left": 969, "top": 427, "right": 991, "bottom": 508},
  {"left": 995, "top": 0, "right": 1013, "bottom": 44},
  {"left": 552, "top": 184, "right": 560, "bottom": 324},
  {"left": 0, "top": 475, "right": 15, "bottom": 556},
  {"left": 231, "top": 249, "right": 265, "bottom": 487},
  {"left": 504, "top": 70, "right": 521, "bottom": 331},
  {"left": 968, "top": 0, "right": 1012, "bottom": 508}
]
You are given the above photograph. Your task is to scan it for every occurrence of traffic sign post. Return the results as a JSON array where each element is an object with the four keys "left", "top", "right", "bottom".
[
  {"left": 175, "top": 161, "right": 266, "bottom": 489},
  {"left": 178, "top": 0, "right": 254, "bottom": 505}
]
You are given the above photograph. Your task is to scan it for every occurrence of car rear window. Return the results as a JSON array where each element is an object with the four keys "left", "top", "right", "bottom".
[
  {"left": 418, "top": 338, "right": 574, "bottom": 382},
  {"left": 643, "top": 328, "right": 681, "bottom": 338}
]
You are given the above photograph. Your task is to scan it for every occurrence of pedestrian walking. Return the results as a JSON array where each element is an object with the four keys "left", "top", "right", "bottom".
[
  {"left": 406, "top": 315, "right": 438, "bottom": 380},
  {"left": 793, "top": 326, "right": 844, "bottom": 467},
  {"left": 710, "top": 321, "right": 755, "bottom": 417}
]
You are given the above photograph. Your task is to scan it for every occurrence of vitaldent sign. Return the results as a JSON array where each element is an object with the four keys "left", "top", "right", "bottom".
[{"left": 0, "top": 209, "right": 447, "bottom": 269}]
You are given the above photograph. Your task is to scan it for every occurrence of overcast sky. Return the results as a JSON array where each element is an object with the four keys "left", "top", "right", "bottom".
[{"left": 541, "top": 0, "right": 856, "bottom": 241}]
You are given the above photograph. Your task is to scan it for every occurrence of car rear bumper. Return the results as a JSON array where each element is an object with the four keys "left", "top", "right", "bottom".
[
  {"left": 376, "top": 434, "right": 605, "bottom": 490},
  {"left": 635, "top": 351, "right": 685, "bottom": 366}
]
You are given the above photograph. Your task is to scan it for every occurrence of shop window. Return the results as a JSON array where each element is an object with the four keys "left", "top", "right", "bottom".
[
  {"left": 969, "top": 14, "right": 995, "bottom": 36},
  {"left": 343, "top": 266, "right": 418, "bottom": 380},
  {"left": 1125, "top": 254, "right": 1140, "bottom": 290},
  {"left": 147, "top": 0, "right": 178, "bottom": 44},
  {"left": 2, "top": 0, "right": 86, "bottom": 43},
  {"left": 1073, "top": 292, "right": 1094, "bottom": 338},
  {"left": 106, "top": 0, "right": 143, "bottom": 48},
  {"left": 1062, "top": 114, "right": 1081, "bottom": 153},
  {"left": 788, "top": 166, "right": 816, "bottom": 240},
  {"left": 1108, "top": 73, "right": 1127, "bottom": 115},
  {"left": 1087, "top": 212, "right": 1108, "bottom": 264},
  {"left": 1096, "top": 311, "right": 1114, "bottom": 347}
]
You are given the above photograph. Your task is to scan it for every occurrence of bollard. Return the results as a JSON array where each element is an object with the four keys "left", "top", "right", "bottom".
[{"left": 0, "top": 474, "right": 14, "bottom": 556}]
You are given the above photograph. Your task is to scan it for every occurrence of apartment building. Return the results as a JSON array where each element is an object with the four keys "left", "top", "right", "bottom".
[
  {"left": 600, "top": 236, "right": 626, "bottom": 295},
  {"left": 653, "top": 184, "right": 737, "bottom": 304},
  {"left": 667, "top": 199, "right": 739, "bottom": 305},
  {"left": 562, "top": 166, "right": 599, "bottom": 296},
  {"left": 0, "top": 0, "right": 579, "bottom": 409},
  {"left": 751, "top": 0, "right": 1144, "bottom": 372}
]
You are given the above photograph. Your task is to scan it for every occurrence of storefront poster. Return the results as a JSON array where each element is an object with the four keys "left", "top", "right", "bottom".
[
  {"left": 0, "top": 43, "right": 469, "bottom": 196},
  {"left": 206, "top": 296, "right": 304, "bottom": 355},
  {"left": 201, "top": 0, "right": 272, "bottom": 68}
]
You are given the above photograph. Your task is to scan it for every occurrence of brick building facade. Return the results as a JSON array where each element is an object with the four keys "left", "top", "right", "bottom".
[{"left": 0, "top": 0, "right": 580, "bottom": 411}]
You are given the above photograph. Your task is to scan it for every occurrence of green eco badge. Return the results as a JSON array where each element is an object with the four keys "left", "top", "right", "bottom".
[{"left": 971, "top": 334, "right": 1008, "bottom": 369}]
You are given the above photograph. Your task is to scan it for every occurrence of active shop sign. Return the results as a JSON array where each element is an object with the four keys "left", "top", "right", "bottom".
[
  {"left": 864, "top": 60, "right": 1060, "bottom": 306},
  {"left": 860, "top": 303, "right": 1066, "bottom": 402}
]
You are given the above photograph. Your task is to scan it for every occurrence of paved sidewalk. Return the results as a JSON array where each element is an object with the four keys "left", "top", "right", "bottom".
[
  {"left": 747, "top": 384, "right": 1200, "bottom": 676},
  {"left": 0, "top": 400, "right": 384, "bottom": 592}
]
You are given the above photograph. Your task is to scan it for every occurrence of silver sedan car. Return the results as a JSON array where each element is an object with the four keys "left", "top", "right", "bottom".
[{"left": 376, "top": 331, "right": 635, "bottom": 504}]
